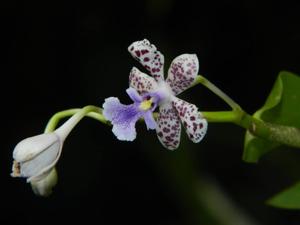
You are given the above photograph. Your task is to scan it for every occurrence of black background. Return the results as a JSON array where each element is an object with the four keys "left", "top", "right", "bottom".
[{"left": 2, "top": 1, "right": 300, "bottom": 224}]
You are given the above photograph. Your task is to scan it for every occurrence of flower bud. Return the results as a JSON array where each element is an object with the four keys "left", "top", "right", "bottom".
[
  {"left": 12, "top": 106, "right": 90, "bottom": 196},
  {"left": 11, "top": 132, "right": 62, "bottom": 182}
]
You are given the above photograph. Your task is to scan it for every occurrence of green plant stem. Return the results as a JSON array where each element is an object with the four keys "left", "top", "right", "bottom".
[
  {"left": 201, "top": 111, "right": 239, "bottom": 123},
  {"left": 44, "top": 108, "right": 239, "bottom": 130},
  {"left": 194, "top": 75, "right": 300, "bottom": 148},
  {"left": 194, "top": 75, "right": 242, "bottom": 111},
  {"left": 44, "top": 75, "right": 300, "bottom": 149},
  {"left": 43, "top": 106, "right": 300, "bottom": 149},
  {"left": 44, "top": 105, "right": 109, "bottom": 133},
  {"left": 238, "top": 113, "right": 300, "bottom": 148}
]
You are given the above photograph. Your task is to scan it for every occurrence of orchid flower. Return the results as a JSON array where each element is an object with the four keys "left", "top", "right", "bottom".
[{"left": 103, "top": 39, "right": 207, "bottom": 150}]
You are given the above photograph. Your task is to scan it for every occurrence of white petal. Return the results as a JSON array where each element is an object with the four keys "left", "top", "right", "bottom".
[
  {"left": 128, "top": 39, "right": 165, "bottom": 82},
  {"left": 166, "top": 54, "right": 199, "bottom": 95},
  {"left": 30, "top": 168, "right": 57, "bottom": 197},
  {"left": 156, "top": 103, "right": 181, "bottom": 150},
  {"left": 172, "top": 96, "right": 207, "bottom": 143},
  {"left": 20, "top": 140, "right": 60, "bottom": 180}
]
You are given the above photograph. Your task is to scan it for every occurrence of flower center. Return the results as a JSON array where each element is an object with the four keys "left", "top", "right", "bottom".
[
  {"left": 139, "top": 98, "right": 153, "bottom": 111},
  {"left": 155, "top": 81, "right": 174, "bottom": 106}
]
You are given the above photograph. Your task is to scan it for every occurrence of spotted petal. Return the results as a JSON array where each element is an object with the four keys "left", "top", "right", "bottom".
[
  {"left": 166, "top": 54, "right": 199, "bottom": 95},
  {"left": 156, "top": 103, "right": 181, "bottom": 150},
  {"left": 129, "top": 67, "right": 158, "bottom": 95},
  {"left": 172, "top": 96, "right": 207, "bottom": 143},
  {"left": 128, "top": 39, "right": 164, "bottom": 82}
]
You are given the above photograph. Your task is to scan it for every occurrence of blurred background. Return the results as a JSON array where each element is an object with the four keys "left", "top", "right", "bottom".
[{"left": 2, "top": 1, "right": 300, "bottom": 224}]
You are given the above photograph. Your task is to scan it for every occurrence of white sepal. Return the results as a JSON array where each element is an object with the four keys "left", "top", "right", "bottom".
[
  {"left": 13, "top": 133, "right": 60, "bottom": 163},
  {"left": 12, "top": 132, "right": 62, "bottom": 182},
  {"left": 30, "top": 168, "right": 58, "bottom": 197}
]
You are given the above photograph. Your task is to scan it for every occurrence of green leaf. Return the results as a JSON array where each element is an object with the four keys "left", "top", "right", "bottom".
[
  {"left": 243, "top": 71, "right": 300, "bottom": 163},
  {"left": 267, "top": 182, "right": 300, "bottom": 209}
]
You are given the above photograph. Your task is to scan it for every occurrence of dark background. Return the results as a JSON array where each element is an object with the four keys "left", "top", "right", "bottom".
[{"left": 2, "top": 1, "right": 300, "bottom": 224}]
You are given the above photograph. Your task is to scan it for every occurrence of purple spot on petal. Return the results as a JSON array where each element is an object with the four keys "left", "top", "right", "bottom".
[
  {"left": 163, "top": 127, "right": 170, "bottom": 133},
  {"left": 141, "top": 49, "right": 149, "bottom": 55},
  {"left": 135, "top": 50, "right": 141, "bottom": 57}
]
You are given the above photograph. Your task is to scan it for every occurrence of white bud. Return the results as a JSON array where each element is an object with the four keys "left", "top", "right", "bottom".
[
  {"left": 12, "top": 107, "right": 89, "bottom": 196},
  {"left": 11, "top": 132, "right": 62, "bottom": 182}
]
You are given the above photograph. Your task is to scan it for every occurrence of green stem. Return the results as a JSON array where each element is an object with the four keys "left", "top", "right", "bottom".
[
  {"left": 44, "top": 106, "right": 109, "bottom": 133},
  {"left": 153, "top": 111, "right": 241, "bottom": 123},
  {"left": 43, "top": 107, "right": 300, "bottom": 149},
  {"left": 202, "top": 111, "right": 240, "bottom": 123},
  {"left": 238, "top": 113, "right": 300, "bottom": 148},
  {"left": 195, "top": 75, "right": 300, "bottom": 148},
  {"left": 43, "top": 74, "right": 300, "bottom": 149},
  {"left": 194, "top": 75, "right": 242, "bottom": 111}
]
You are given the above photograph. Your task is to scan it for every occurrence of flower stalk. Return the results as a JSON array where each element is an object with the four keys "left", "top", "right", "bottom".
[
  {"left": 44, "top": 105, "right": 107, "bottom": 133},
  {"left": 43, "top": 76, "right": 300, "bottom": 150},
  {"left": 194, "top": 75, "right": 300, "bottom": 149},
  {"left": 193, "top": 75, "right": 242, "bottom": 111}
]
